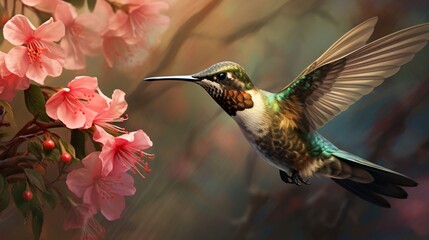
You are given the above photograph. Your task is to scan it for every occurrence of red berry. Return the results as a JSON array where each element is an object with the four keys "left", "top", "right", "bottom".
[
  {"left": 22, "top": 190, "right": 33, "bottom": 201},
  {"left": 43, "top": 139, "right": 55, "bottom": 151},
  {"left": 60, "top": 152, "right": 72, "bottom": 164}
]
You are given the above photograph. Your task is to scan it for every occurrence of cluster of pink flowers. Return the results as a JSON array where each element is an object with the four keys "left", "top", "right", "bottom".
[
  {"left": 0, "top": 0, "right": 169, "bottom": 102},
  {"left": 44, "top": 75, "right": 154, "bottom": 222},
  {"left": 0, "top": 0, "right": 168, "bottom": 238},
  {"left": 41, "top": 74, "right": 153, "bottom": 226}
]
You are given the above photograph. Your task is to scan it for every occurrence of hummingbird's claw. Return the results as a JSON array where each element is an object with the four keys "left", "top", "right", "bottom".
[
  {"left": 292, "top": 171, "right": 310, "bottom": 185},
  {"left": 279, "top": 170, "right": 310, "bottom": 186}
]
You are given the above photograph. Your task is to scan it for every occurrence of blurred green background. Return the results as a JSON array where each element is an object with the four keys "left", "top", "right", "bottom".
[{"left": 3, "top": 0, "right": 429, "bottom": 239}]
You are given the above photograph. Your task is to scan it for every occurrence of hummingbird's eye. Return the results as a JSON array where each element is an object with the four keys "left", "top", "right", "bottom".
[{"left": 216, "top": 72, "right": 227, "bottom": 81}]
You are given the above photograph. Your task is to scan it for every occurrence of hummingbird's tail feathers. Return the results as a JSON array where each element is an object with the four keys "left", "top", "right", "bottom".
[
  {"left": 333, "top": 151, "right": 417, "bottom": 187},
  {"left": 329, "top": 151, "right": 417, "bottom": 208},
  {"left": 332, "top": 178, "right": 392, "bottom": 207}
]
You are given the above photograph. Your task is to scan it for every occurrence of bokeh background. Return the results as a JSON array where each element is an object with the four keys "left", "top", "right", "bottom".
[{"left": 2, "top": 0, "right": 429, "bottom": 239}]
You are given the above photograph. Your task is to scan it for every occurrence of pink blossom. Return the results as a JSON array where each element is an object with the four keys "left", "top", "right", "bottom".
[
  {"left": 100, "top": 9, "right": 140, "bottom": 68},
  {"left": 21, "top": 0, "right": 60, "bottom": 12},
  {"left": 66, "top": 151, "right": 136, "bottom": 221},
  {"left": 3, "top": 15, "right": 65, "bottom": 84},
  {"left": 54, "top": 2, "right": 104, "bottom": 70},
  {"left": 0, "top": 51, "right": 30, "bottom": 102},
  {"left": 102, "top": 33, "right": 149, "bottom": 68},
  {"left": 123, "top": 0, "right": 170, "bottom": 45},
  {"left": 93, "top": 89, "right": 128, "bottom": 132},
  {"left": 93, "top": 126, "right": 153, "bottom": 177},
  {"left": 45, "top": 76, "right": 108, "bottom": 129},
  {"left": 98, "top": 0, "right": 167, "bottom": 68},
  {"left": 63, "top": 202, "right": 105, "bottom": 240}
]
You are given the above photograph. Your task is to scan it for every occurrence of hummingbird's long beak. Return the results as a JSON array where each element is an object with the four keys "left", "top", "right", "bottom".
[{"left": 144, "top": 75, "right": 200, "bottom": 82}]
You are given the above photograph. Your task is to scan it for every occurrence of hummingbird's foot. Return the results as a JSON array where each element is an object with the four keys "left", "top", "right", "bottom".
[
  {"left": 292, "top": 171, "right": 310, "bottom": 186},
  {"left": 279, "top": 170, "right": 310, "bottom": 186}
]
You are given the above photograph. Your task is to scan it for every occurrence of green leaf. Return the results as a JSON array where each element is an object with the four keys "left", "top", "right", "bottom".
[
  {"left": 24, "top": 169, "right": 47, "bottom": 193},
  {"left": 24, "top": 85, "right": 50, "bottom": 122},
  {"left": 44, "top": 148, "right": 60, "bottom": 161},
  {"left": 28, "top": 140, "right": 44, "bottom": 160},
  {"left": 42, "top": 187, "right": 57, "bottom": 209},
  {"left": 87, "top": 0, "right": 97, "bottom": 11},
  {"left": 12, "top": 181, "right": 31, "bottom": 218},
  {"left": 0, "top": 100, "right": 17, "bottom": 137},
  {"left": 0, "top": 174, "right": 10, "bottom": 212},
  {"left": 70, "top": 130, "right": 86, "bottom": 159},
  {"left": 31, "top": 206, "right": 44, "bottom": 240}
]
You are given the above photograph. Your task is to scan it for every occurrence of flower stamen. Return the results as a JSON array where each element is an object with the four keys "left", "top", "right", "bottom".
[{"left": 27, "top": 38, "right": 48, "bottom": 68}]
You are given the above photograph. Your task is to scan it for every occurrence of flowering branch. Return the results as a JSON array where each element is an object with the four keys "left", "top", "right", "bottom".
[{"left": 0, "top": 0, "right": 170, "bottom": 239}]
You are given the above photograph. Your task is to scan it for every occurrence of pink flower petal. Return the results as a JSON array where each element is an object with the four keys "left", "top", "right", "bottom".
[
  {"left": 57, "top": 98, "right": 86, "bottom": 128},
  {"left": 22, "top": 0, "right": 60, "bottom": 12},
  {"left": 109, "top": 89, "right": 128, "bottom": 114},
  {"left": 40, "top": 54, "right": 63, "bottom": 77},
  {"left": 93, "top": 125, "right": 114, "bottom": 145},
  {"left": 129, "top": 130, "right": 153, "bottom": 149},
  {"left": 76, "top": 12, "right": 106, "bottom": 36},
  {"left": 85, "top": 91, "right": 109, "bottom": 114},
  {"left": 43, "top": 41, "right": 66, "bottom": 64},
  {"left": 93, "top": 0, "right": 114, "bottom": 35},
  {"left": 93, "top": 89, "right": 128, "bottom": 125},
  {"left": 3, "top": 15, "right": 35, "bottom": 45},
  {"left": 61, "top": 33, "right": 84, "bottom": 70},
  {"left": 66, "top": 168, "right": 93, "bottom": 197},
  {"left": 54, "top": 2, "right": 76, "bottom": 26},
  {"left": 82, "top": 152, "right": 103, "bottom": 172},
  {"left": 68, "top": 76, "right": 98, "bottom": 90},
  {"left": 110, "top": 172, "right": 136, "bottom": 196},
  {"left": 4, "top": 47, "right": 29, "bottom": 77},
  {"left": 34, "top": 17, "right": 65, "bottom": 41},
  {"left": 83, "top": 185, "right": 99, "bottom": 207},
  {"left": 21, "top": 0, "right": 40, "bottom": 7},
  {"left": 101, "top": 37, "right": 116, "bottom": 68},
  {"left": 116, "top": 132, "right": 134, "bottom": 144},
  {"left": 99, "top": 142, "right": 116, "bottom": 176},
  {"left": 0, "top": 73, "right": 30, "bottom": 102},
  {"left": 107, "top": 10, "right": 129, "bottom": 36},
  {"left": 99, "top": 195, "right": 125, "bottom": 221},
  {"left": 45, "top": 90, "right": 66, "bottom": 119},
  {"left": 26, "top": 61, "right": 48, "bottom": 84}
]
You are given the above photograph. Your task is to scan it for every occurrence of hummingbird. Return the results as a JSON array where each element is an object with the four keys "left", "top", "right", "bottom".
[{"left": 145, "top": 17, "right": 429, "bottom": 208}]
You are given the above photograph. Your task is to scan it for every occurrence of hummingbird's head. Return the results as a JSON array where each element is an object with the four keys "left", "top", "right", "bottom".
[
  {"left": 145, "top": 61, "right": 255, "bottom": 116},
  {"left": 192, "top": 61, "right": 254, "bottom": 91}
]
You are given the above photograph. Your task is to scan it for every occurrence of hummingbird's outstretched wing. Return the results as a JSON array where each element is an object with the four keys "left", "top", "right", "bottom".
[{"left": 278, "top": 18, "right": 429, "bottom": 132}]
